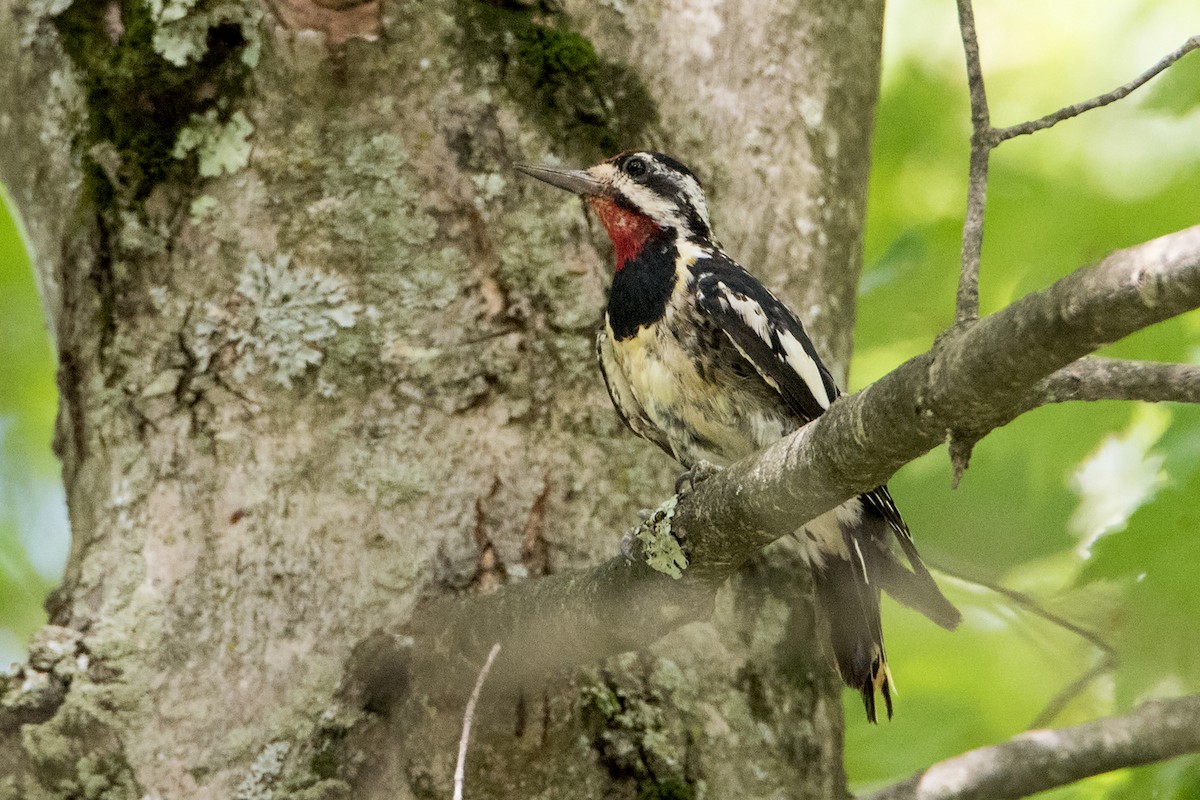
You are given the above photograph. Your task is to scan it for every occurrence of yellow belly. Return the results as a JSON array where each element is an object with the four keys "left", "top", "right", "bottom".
[{"left": 611, "top": 321, "right": 791, "bottom": 466}]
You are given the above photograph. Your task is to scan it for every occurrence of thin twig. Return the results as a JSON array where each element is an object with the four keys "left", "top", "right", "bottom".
[
  {"left": 954, "top": 0, "right": 993, "bottom": 324},
  {"left": 947, "top": 18, "right": 1199, "bottom": 483},
  {"left": 1029, "top": 652, "right": 1118, "bottom": 730},
  {"left": 933, "top": 561, "right": 1114, "bottom": 658},
  {"left": 995, "top": 36, "right": 1200, "bottom": 142},
  {"left": 932, "top": 560, "right": 1120, "bottom": 729},
  {"left": 453, "top": 642, "right": 501, "bottom": 800}
]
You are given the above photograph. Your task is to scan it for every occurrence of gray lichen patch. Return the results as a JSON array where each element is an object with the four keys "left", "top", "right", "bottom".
[
  {"left": 0, "top": 626, "right": 84, "bottom": 726},
  {"left": 579, "top": 653, "right": 700, "bottom": 799},
  {"left": 172, "top": 108, "right": 254, "bottom": 177},
  {"left": 195, "top": 252, "right": 362, "bottom": 388},
  {"left": 633, "top": 497, "right": 688, "bottom": 579},
  {"left": 148, "top": 0, "right": 262, "bottom": 68},
  {"left": 234, "top": 740, "right": 291, "bottom": 800},
  {"left": 16, "top": 700, "right": 141, "bottom": 800},
  {"left": 494, "top": 199, "right": 602, "bottom": 335}
]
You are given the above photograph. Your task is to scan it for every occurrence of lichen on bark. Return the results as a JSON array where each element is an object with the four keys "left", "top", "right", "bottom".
[
  {"left": 0, "top": 0, "right": 884, "bottom": 796},
  {"left": 452, "top": 0, "right": 658, "bottom": 159},
  {"left": 50, "top": 0, "right": 258, "bottom": 205}
]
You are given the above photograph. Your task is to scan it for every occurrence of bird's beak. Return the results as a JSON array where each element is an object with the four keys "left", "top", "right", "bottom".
[{"left": 514, "top": 164, "right": 605, "bottom": 196}]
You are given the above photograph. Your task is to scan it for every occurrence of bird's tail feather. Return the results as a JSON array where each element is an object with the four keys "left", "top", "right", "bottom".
[
  {"left": 812, "top": 554, "right": 893, "bottom": 724},
  {"left": 871, "top": 546, "right": 961, "bottom": 631},
  {"left": 860, "top": 486, "right": 962, "bottom": 631},
  {"left": 812, "top": 502, "right": 960, "bottom": 722}
]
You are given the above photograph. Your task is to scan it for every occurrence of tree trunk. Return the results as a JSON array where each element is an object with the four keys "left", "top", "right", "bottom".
[{"left": 0, "top": 0, "right": 883, "bottom": 797}]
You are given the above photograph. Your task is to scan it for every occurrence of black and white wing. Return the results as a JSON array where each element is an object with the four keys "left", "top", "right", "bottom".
[
  {"left": 692, "top": 253, "right": 961, "bottom": 631},
  {"left": 596, "top": 327, "right": 674, "bottom": 458},
  {"left": 692, "top": 253, "right": 839, "bottom": 424}
]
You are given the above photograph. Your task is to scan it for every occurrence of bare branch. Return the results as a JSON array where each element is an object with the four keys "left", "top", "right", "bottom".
[
  {"left": 1028, "top": 356, "right": 1200, "bottom": 407},
  {"left": 453, "top": 642, "right": 501, "bottom": 800},
  {"left": 1028, "top": 654, "right": 1117, "bottom": 731},
  {"left": 995, "top": 36, "right": 1200, "bottom": 143},
  {"left": 931, "top": 561, "right": 1119, "bottom": 728},
  {"left": 931, "top": 562, "right": 1115, "bottom": 660},
  {"left": 950, "top": 24, "right": 1200, "bottom": 325},
  {"left": 954, "top": 0, "right": 993, "bottom": 324},
  {"left": 346, "top": 226, "right": 1200, "bottom": 704},
  {"left": 864, "top": 694, "right": 1200, "bottom": 800}
]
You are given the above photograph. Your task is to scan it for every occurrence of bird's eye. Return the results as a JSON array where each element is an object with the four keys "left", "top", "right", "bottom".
[{"left": 624, "top": 157, "right": 648, "bottom": 177}]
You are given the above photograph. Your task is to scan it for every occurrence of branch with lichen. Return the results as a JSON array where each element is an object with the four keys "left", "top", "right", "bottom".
[
  {"left": 344, "top": 225, "right": 1200, "bottom": 710},
  {"left": 864, "top": 694, "right": 1200, "bottom": 800}
]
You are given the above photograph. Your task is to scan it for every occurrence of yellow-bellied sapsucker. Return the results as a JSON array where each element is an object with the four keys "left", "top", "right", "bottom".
[{"left": 517, "top": 151, "right": 960, "bottom": 722}]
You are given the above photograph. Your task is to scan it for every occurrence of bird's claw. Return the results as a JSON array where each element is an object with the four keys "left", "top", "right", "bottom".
[
  {"left": 674, "top": 460, "right": 722, "bottom": 497},
  {"left": 619, "top": 530, "right": 638, "bottom": 562}
]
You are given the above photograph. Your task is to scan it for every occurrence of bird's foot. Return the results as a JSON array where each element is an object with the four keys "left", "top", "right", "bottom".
[
  {"left": 620, "top": 530, "right": 638, "bottom": 563},
  {"left": 674, "top": 460, "right": 722, "bottom": 497}
]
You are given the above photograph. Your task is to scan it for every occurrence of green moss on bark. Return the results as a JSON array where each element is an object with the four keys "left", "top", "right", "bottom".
[
  {"left": 454, "top": 0, "right": 657, "bottom": 158},
  {"left": 50, "top": 0, "right": 255, "bottom": 206},
  {"left": 579, "top": 654, "right": 700, "bottom": 800},
  {"left": 18, "top": 704, "right": 142, "bottom": 800}
]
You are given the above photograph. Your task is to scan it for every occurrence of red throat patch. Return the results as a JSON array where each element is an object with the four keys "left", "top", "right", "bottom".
[{"left": 588, "top": 196, "right": 662, "bottom": 270}]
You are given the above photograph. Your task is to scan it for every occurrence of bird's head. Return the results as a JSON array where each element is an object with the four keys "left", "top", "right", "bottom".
[{"left": 516, "top": 151, "right": 712, "bottom": 269}]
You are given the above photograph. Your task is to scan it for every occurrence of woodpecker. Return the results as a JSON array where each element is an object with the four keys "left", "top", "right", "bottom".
[{"left": 516, "top": 151, "right": 960, "bottom": 722}]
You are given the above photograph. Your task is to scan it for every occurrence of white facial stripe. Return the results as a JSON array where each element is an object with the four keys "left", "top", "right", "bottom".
[
  {"left": 621, "top": 184, "right": 686, "bottom": 228},
  {"left": 676, "top": 174, "right": 711, "bottom": 232},
  {"left": 777, "top": 330, "right": 832, "bottom": 409},
  {"left": 588, "top": 156, "right": 712, "bottom": 238}
]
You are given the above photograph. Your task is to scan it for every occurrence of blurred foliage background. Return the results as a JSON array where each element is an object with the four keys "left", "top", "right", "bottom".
[
  {"left": 0, "top": 0, "right": 1197, "bottom": 796},
  {"left": 0, "top": 184, "right": 68, "bottom": 669},
  {"left": 846, "top": 0, "right": 1200, "bottom": 797}
]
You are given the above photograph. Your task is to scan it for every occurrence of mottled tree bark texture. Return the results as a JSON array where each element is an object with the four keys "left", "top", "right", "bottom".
[{"left": 0, "top": 0, "right": 883, "bottom": 797}]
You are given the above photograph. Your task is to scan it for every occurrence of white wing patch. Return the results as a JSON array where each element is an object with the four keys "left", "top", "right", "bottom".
[
  {"left": 717, "top": 283, "right": 773, "bottom": 343},
  {"left": 777, "top": 329, "right": 832, "bottom": 409},
  {"left": 712, "top": 281, "right": 832, "bottom": 411}
]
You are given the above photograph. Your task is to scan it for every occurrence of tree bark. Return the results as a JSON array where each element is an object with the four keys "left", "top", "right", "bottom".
[{"left": 0, "top": 0, "right": 884, "bottom": 797}]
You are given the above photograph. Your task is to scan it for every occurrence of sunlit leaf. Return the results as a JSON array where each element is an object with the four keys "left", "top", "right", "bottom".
[{"left": 1078, "top": 410, "right": 1200, "bottom": 705}]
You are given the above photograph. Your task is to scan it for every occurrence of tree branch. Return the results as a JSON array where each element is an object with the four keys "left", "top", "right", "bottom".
[
  {"left": 1027, "top": 356, "right": 1200, "bottom": 408},
  {"left": 954, "top": 0, "right": 992, "bottom": 324},
  {"left": 864, "top": 694, "right": 1200, "bottom": 800},
  {"left": 950, "top": 16, "right": 1199, "bottom": 325},
  {"left": 994, "top": 36, "right": 1200, "bottom": 143},
  {"left": 344, "top": 226, "right": 1200, "bottom": 706}
]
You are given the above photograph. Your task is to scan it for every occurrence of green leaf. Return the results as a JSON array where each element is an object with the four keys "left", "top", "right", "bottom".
[{"left": 1079, "top": 409, "right": 1200, "bottom": 705}]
